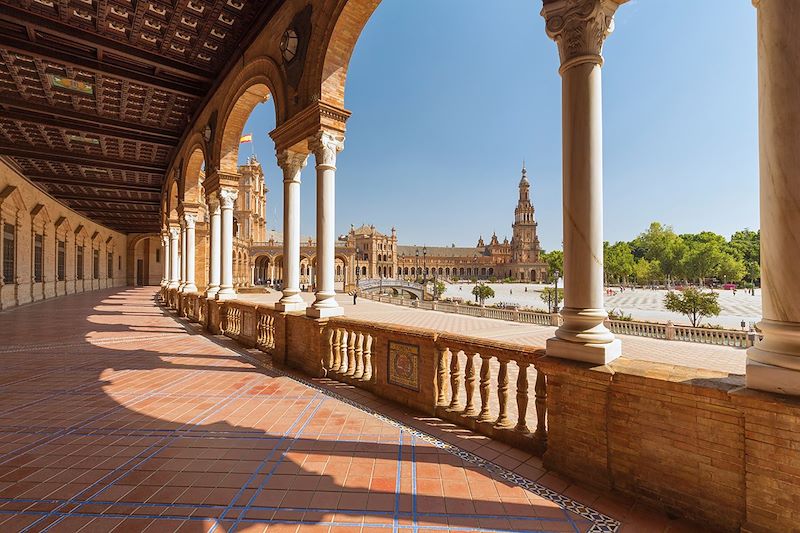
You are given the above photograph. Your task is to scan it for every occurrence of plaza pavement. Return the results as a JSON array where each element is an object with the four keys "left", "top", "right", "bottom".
[
  {"left": 239, "top": 291, "right": 747, "bottom": 376},
  {"left": 0, "top": 287, "right": 709, "bottom": 532}
]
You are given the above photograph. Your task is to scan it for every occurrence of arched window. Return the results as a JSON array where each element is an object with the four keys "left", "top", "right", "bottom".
[{"left": 362, "top": 266, "right": 367, "bottom": 276}]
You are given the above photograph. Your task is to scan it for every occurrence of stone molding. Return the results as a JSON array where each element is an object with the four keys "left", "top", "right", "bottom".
[{"left": 541, "top": 0, "right": 621, "bottom": 71}]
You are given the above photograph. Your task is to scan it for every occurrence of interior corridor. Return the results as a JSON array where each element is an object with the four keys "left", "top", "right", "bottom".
[{"left": 0, "top": 288, "right": 702, "bottom": 532}]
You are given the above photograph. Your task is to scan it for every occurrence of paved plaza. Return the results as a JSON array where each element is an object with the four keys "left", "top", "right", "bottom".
[
  {"left": 440, "top": 283, "right": 762, "bottom": 330},
  {"left": 0, "top": 288, "right": 710, "bottom": 532},
  {"left": 239, "top": 291, "right": 747, "bottom": 376}
]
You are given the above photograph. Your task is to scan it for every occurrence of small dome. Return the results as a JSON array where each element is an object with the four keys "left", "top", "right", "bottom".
[{"left": 519, "top": 165, "right": 530, "bottom": 187}]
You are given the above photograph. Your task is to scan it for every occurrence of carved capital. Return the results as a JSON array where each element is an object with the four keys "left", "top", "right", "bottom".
[
  {"left": 309, "top": 130, "right": 345, "bottom": 169},
  {"left": 276, "top": 150, "right": 308, "bottom": 183},
  {"left": 169, "top": 227, "right": 180, "bottom": 240},
  {"left": 206, "top": 195, "right": 221, "bottom": 214},
  {"left": 218, "top": 188, "right": 239, "bottom": 210},
  {"left": 542, "top": 0, "right": 620, "bottom": 71},
  {"left": 184, "top": 213, "right": 196, "bottom": 229}
]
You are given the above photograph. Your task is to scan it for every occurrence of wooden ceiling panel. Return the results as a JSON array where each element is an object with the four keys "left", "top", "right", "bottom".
[{"left": 0, "top": 0, "right": 283, "bottom": 232}]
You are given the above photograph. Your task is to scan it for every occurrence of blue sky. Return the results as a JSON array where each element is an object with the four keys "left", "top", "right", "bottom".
[{"left": 242, "top": 0, "right": 758, "bottom": 251}]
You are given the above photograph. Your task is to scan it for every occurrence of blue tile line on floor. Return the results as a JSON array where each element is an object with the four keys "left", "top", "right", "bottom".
[
  {"left": 28, "top": 374, "right": 266, "bottom": 533},
  {"left": 412, "top": 432, "right": 418, "bottom": 533},
  {"left": 211, "top": 394, "right": 323, "bottom": 532},
  {"left": 394, "top": 430, "right": 403, "bottom": 533},
  {"left": 0, "top": 367, "right": 207, "bottom": 466}
]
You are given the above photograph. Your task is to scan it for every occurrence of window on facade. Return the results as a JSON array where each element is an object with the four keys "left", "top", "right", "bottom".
[
  {"left": 57, "top": 240, "right": 65, "bottom": 281},
  {"left": 76, "top": 245, "right": 84, "bottom": 279},
  {"left": 245, "top": 192, "right": 251, "bottom": 210},
  {"left": 107, "top": 252, "right": 113, "bottom": 278},
  {"left": 3, "top": 223, "right": 15, "bottom": 283},
  {"left": 93, "top": 249, "right": 99, "bottom": 279},
  {"left": 34, "top": 233, "right": 43, "bottom": 282},
  {"left": 155, "top": 249, "right": 161, "bottom": 263}
]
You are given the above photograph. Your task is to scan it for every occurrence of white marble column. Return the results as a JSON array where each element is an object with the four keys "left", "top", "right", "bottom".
[
  {"left": 178, "top": 220, "right": 187, "bottom": 292},
  {"left": 542, "top": 0, "right": 621, "bottom": 364},
  {"left": 160, "top": 232, "right": 170, "bottom": 287},
  {"left": 183, "top": 214, "right": 197, "bottom": 293},
  {"left": 746, "top": 0, "right": 800, "bottom": 395},
  {"left": 168, "top": 226, "right": 180, "bottom": 288},
  {"left": 274, "top": 150, "right": 308, "bottom": 312},
  {"left": 307, "top": 131, "right": 345, "bottom": 318},
  {"left": 206, "top": 197, "right": 221, "bottom": 298},
  {"left": 216, "top": 188, "right": 238, "bottom": 301}
]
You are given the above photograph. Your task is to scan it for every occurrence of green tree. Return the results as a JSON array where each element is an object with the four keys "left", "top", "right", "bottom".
[
  {"left": 604, "top": 241, "right": 635, "bottom": 283},
  {"left": 664, "top": 288, "right": 721, "bottom": 327},
  {"left": 540, "top": 287, "right": 564, "bottom": 313},
  {"left": 541, "top": 250, "right": 563, "bottom": 281},
  {"left": 716, "top": 253, "right": 746, "bottom": 283},
  {"left": 631, "top": 222, "right": 687, "bottom": 282},
  {"left": 433, "top": 280, "right": 446, "bottom": 299},
  {"left": 472, "top": 283, "right": 495, "bottom": 306},
  {"left": 682, "top": 241, "right": 725, "bottom": 284},
  {"left": 633, "top": 257, "right": 662, "bottom": 285}
]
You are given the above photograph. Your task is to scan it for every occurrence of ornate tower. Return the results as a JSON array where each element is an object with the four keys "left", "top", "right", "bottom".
[{"left": 511, "top": 164, "right": 541, "bottom": 263}]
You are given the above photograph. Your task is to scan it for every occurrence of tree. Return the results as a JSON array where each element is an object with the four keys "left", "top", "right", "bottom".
[
  {"left": 540, "top": 287, "right": 564, "bottom": 313},
  {"left": 682, "top": 241, "right": 725, "bottom": 284},
  {"left": 716, "top": 253, "right": 746, "bottom": 283},
  {"left": 433, "top": 280, "right": 446, "bottom": 299},
  {"left": 633, "top": 257, "right": 661, "bottom": 285},
  {"left": 664, "top": 288, "right": 721, "bottom": 327},
  {"left": 631, "top": 222, "right": 686, "bottom": 282},
  {"left": 472, "top": 283, "right": 495, "bottom": 306},
  {"left": 541, "top": 250, "right": 563, "bottom": 280},
  {"left": 604, "top": 241, "right": 635, "bottom": 283}
]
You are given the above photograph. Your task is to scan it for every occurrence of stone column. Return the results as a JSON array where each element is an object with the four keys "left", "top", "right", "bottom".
[
  {"left": 216, "top": 188, "right": 238, "bottom": 301},
  {"left": 178, "top": 220, "right": 187, "bottom": 292},
  {"left": 542, "top": 0, "right": 622, "bottom": 364},
  {"left": 274, "top": 150, "right": 308, "bottom": 312},
  {"left": 747, "top": 0, "right": 800, "bottom": 395},
  {"left": 160, "top": 232, "right": 169, "bottom": 287},
  {"left": 168, "top": 226, "right": 180, "bottom": 288},
  {"left": 307, "top": 131, "right": 345, "bottom": 318},
  {"left": 183, "top": 214, "right": 197, "bottom": 293},
  {"left": 206, "top": 197, "right": 221, "bottom": 298}
]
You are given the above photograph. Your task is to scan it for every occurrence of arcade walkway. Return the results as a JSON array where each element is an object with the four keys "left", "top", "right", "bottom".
[{"left": 0, "top": 289, "right": 704, "bottom": 532}]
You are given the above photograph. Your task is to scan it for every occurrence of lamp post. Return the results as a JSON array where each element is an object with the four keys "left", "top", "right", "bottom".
[
  {"left": 422, "top": 246, "right": 428, "bottom": 301},
  {"left": 473, "top": 253, "right": 478, "bottom": 303},
  {"left": 415, "top": 248, "right": 419, "bottom": 284},
  {"left": 398, "top": 253, "right": 404, "bottom": 280},
  {"left": 355, "top": 246, "right": 360, "bottom": 291},
  {"left": 553, "top": 269, "right": 560, "bottom": 314}
]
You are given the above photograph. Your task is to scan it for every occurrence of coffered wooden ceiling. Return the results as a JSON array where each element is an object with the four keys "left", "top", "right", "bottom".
[{"left": 0, "top": 0, "right": 282, "bottom": 233}]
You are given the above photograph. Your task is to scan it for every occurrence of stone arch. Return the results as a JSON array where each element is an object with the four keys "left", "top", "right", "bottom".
[
  {"left": 182, "top": 144, "right": 207, "bottom": 205},
  {"left": 215, "top": 57, "right": 285, "bottom": 174},
  {"left": 315, "top": 0, "right": 382, "bottom": 109},
  {"left": 165, "top": 178, "right": 180, "bottom": 221}
]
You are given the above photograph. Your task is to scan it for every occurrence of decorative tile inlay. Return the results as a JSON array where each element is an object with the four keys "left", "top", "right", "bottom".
[{"left": 387, "top": 340, "right": 420, "bottom": 391}]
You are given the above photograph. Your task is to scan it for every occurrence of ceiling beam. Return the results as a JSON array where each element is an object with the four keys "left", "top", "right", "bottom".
[
  {"left": 0, "top": 5, "right": 213, "bottom": 82},
  {"left": 27, "top": 175, "right": 162, "bottom": 193},
  {"left": 1, "top": 144, "right": 167, "bottom": 173},
  {"left": 54, "top": 193, "right": 160, "bottom": 206},
  {"left": 0, "top": 96, "right": 181, "bottom": 144},
  {"left": 71, "top": 206, "right": 159, "bottom": 214},
  {"left": 0, "top": 32, "right": 207, "bottom": 97}
]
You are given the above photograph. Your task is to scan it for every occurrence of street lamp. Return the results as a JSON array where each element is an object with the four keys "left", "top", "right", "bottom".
[
  {"left": 553, "top": 269, "right": 560, "bottom": 313},
  {"left": 422, "top": 246, "right": 428, "bottom": 300},
  {"left": 355, "top": 246, "right": 360, "bottom": 290},
  {"left": 415, "top": 248, "right": 419, "bottom": 283},
  {"left": 473, "top": 253, "right": 478, "bottom": 303}
]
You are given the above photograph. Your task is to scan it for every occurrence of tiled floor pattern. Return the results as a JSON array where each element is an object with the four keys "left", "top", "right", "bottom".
[
  {"left": 238, "top": 291, "right": 747, "bottom": 375},
  {"left": 0, "top": 288, "right": 706, "bottom": 532}
]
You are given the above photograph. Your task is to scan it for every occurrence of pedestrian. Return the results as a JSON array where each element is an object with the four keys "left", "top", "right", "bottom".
[{"left": 353, "top": 291, "right": 358, "bottom": 305}]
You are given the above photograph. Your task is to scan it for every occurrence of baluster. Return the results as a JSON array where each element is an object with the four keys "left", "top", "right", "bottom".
[
  {"left": 515, "top": 361, "right": 530, "bottom": 433},
  {"left": 436, "top": 348, "right": 450, "bottom": 406},
  {"left": 354, "top": 332, "right": 365, "bottom": 379},
  {"left": 463, "top": 352, "right": 478, "bottom": 417},
  {"left": 362, "top": 334, "right": 373, "bottom": 381},
  {"left": 338, "top": 329, "right": 349, "bottom": 374},
  {"left": 268, "top": 316, "right": 275, "bottom": 348},
  {"left": 477, "top": 355, "right": 492, "bottom": 422},
  {"left": 495, "top": 358, "right": 513, "bottom": 428},
  {"left": 449, "top": 350, "right": 464, "bottom": 410},
  {"left": 326, "top": 329, "right": 335, "bottom": 371},
  {"left": 332, "top": 328, "right": 342, "bottom": 372},
  {"left": 534, "top": 370, "right": 548, "bottom": 445},
  {"left": 346, "top": 330, "right": 357, "bottom": 377}
]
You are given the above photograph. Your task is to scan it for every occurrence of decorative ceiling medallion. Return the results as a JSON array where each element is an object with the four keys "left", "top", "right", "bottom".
[
  {"left": 48, "top": 75, "right": 94, "bottom": 95},
  {"left": 280, "top": 28, "right": 298, "bottom": 63}
]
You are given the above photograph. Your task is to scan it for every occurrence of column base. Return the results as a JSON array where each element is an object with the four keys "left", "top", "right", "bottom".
[
  {"left": 167, "top": 281, "right": 179, "bottom": 289},
  {"left": 182, "top": 284, "right": 198, "bottom": 294},
  {"left": 275, "top": 300, "right": 307, "bottom": 312},
  {"left": 746, "top": 358, "right": 800, "bottom": 396},
  {"left": 306, "top": 305, "right": 344, "bottom": 319},
  {"left": 215, "top": 288, "right": 236, "bottom": 301},
  {"left": 546, "top": 337, "right": 621, "bottom": 365},
  {"left": 205, "top": 286, "right": 220, "bottom": 299}
]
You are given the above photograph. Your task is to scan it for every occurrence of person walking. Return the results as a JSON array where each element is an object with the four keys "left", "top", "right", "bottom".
[{"left": 353, "top": 291, "right": 358, "bottom": 305}]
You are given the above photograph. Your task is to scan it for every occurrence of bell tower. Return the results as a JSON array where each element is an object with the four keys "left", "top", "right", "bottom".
[{"left": 511, "top": 164, "right": 540, "bottom": 263}]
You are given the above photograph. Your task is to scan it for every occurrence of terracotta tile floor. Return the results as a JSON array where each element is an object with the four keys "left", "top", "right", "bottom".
[{"left": 0, "top": 288, "right": 708, "bottom": 532}]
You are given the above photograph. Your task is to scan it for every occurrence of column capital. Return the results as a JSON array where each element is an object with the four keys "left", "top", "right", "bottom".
[
  {"left": 169, "top": 226, "right": 180, "bottom": 239},
  {"left": 276, "top": 150, "right": 309, "bottom": 183},
  {"left": 218, "top": 187, "right": 239, "bottom": 210},
  {"left": 309, "top": 130, "right": 345, "bottom": 169},
  {"left": 184, "top": 213, "right": 196, "bottom": 229},
  {"left": 541, "top": 0, "right": 621, "bottom": 72}
]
